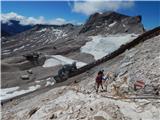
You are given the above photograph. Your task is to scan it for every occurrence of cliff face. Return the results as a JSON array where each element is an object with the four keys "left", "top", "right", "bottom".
[{"left": 80, "top": 11, "right": 145, "bottom": 35}]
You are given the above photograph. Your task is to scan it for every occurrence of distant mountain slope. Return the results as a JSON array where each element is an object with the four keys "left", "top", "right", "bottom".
[
  {"left": 1, "top": 20, "right": 33, "bottom": 37},
  {"left": 1, "top": 11, "right": 145, "bottom": 59},
  {"left": 1, "top": 30, "right": 11, "bottom": 37},
  {"left": 1, "top": 23, "right": 84, "bottom": 58}
]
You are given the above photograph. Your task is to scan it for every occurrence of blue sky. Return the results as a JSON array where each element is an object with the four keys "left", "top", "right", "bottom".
[{"left": 1, "top": 1, "right": 160, "bottom": 29}]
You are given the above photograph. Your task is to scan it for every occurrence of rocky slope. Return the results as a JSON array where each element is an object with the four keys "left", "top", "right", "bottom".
[{"left": 2, "top": 35, "right": 160, "bottom": 120}]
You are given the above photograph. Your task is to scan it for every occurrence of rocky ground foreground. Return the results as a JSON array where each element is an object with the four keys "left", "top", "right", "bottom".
[{"left": 1, "top": 35, "right": 160, "bottom": 120}]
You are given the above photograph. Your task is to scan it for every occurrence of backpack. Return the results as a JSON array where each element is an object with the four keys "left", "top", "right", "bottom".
[{"left": 96, "top": 75, "right": 102, "bottom": 83}]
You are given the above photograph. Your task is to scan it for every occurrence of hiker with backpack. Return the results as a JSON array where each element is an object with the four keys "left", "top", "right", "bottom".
[{"left": 95, "top": 70, "right": 104, "bottom": 93}]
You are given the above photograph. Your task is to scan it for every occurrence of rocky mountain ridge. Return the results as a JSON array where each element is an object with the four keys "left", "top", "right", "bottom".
[
  {"left": 1, "top": 20, "right": 33, "bottom": 37},
  {"left": 80, "top": 11, "right": 144, "bottom": 35}
]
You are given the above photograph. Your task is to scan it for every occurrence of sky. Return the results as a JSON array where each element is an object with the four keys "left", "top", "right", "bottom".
[{"left": 1, "top": 1, "right": 160, "bottom": 29}]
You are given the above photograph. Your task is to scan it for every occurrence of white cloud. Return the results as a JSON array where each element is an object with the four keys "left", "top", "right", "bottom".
[
  {"left": 72, "top": 0, "right": 135, "bottom": 15},
  {"left": 48, "top": 18, "right": 68, "bottom": 25},
  {"left": 1, "top": 12, "right": 76, "bottom": 25}
]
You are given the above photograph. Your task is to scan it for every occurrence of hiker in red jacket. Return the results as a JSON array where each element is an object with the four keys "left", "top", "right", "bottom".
[{"left": 95, "top": 70, "right": 104, "bottom": 93}]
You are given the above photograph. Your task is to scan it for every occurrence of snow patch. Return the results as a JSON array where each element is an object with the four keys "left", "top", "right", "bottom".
[
  {"left": 35, "top": 81, "right": 41, "bottom": 83},
  {"left": 52, "top": 28, "right": 67, "bottom": 39},
  {"left": 43, "top": 55, "right": 86, "bottom": 68},
  {"left": 37, "top": 28, "right": 47, "bottom": 33},
  {"left": 2, "top": 49, "right": 10, "bottom": 52},
  {"left": 123, "top": 24, "right": 126, "bottom": 27},
  {"left": 0, "top": 85, "right": 41, "bottom": 101},
  {"left": 108, "top": 21, "right": 117, "bottom": 27},
  {"left": 81, "top": 34, "right": 138, "bottom": 60},
  {"left": 13, "top": 45, "right": 25, "bottom": 52},
  {"left": 45, "top": 81, "right": 55, "bottom": 87},
  {"left": 0, "top": 87, "right": 19, "bottom": 96},
  {"left": 3, "top": 52, "right": 11, "bottom": 55}
]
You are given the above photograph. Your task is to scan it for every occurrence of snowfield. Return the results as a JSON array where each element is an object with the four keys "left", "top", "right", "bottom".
[
  {"left": 13, "top": 45, "right": 25, "bottom": 52},
  {"left": 81, "top": 34, "right": 138, "bottom": 60},
  {"left": 0, "top": 85, "right": 41, "bottom": 101},
  {"left": 43, "top": 55, "right": 87, "bottom": 68},
  {"left": 1, "top": 76, "right": 56, "bottom": 101}
]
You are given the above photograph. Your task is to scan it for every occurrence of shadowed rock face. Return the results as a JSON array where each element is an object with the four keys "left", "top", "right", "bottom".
[
  {"left": 1, "top": 20, "right": 33, "bottom": 37},
  {"left": 1, "top": 30, "right": 11, "bottom": 37},
  {"left": 79, "top": 11, "right": 144, "bottom": 35}
]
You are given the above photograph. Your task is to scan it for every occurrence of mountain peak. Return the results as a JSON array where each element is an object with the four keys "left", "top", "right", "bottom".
[{"left": 79, "top": 11, "right": 144, "bottom": 35}]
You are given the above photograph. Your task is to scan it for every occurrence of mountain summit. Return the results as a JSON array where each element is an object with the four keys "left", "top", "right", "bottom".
[{"left": 80, "top": 11, "right": 145, "bottom": 35}]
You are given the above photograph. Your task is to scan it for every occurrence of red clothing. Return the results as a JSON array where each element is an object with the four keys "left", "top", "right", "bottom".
[{"left": 96, "top": 75, "right": 103, "bottom": 84}]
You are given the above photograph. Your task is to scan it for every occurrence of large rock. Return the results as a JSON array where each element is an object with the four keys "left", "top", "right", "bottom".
[{"left": 21, "top": 74, "right": 29, "bottom": 80}]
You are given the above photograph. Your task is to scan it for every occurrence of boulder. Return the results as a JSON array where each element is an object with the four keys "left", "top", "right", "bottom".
[
  {"left": 27, "top": 69, "right": 33, "bottom": 74},
  {"left": 21, "top": 74, "right": 29, "bottom": 80}
]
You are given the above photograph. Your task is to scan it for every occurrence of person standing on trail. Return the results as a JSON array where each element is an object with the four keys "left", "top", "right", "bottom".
[
  {"left": 95, "top": 70, "right": 104, "bottom": 93},
  {"left": 102, "top": 72, "right": 110, "bottom": 91}
]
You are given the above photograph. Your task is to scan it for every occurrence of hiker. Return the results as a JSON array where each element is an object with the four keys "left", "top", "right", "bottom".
[
  {"left": 103, "top": 72, "right": 109, "bottom": 81},
  {"left": 101, "top": 72, "right": 110, "bottom": 92},
  {"left": 95, "top": 70, "right": 104, "bottom": 93}
]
